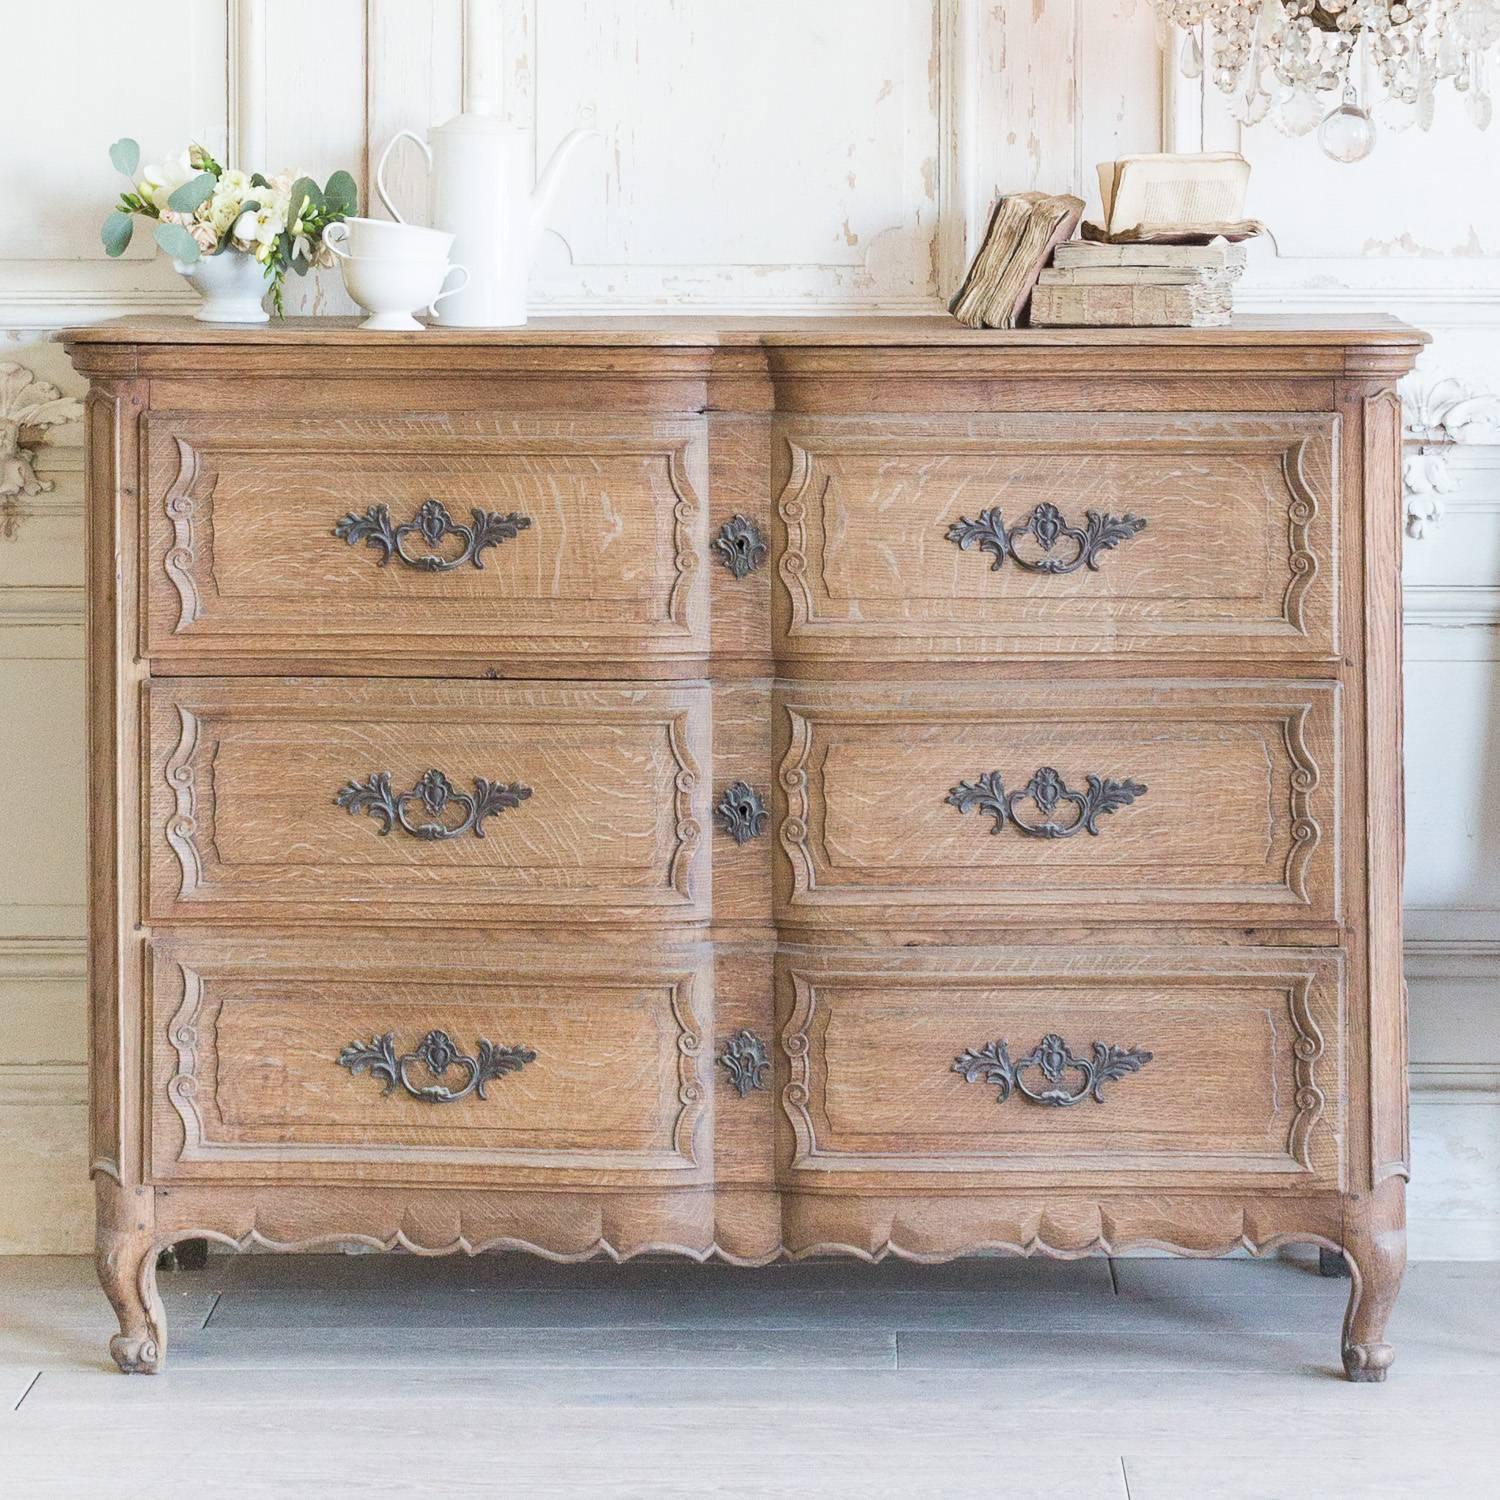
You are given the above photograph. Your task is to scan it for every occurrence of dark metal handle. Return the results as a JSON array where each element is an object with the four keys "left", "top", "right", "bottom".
[
  {"left": 714, "top": 782, "right": 768, "bottom": 844},
  {"left": 334, "top": 499, "right": 531, "bottom": 572},
  {"left": 712, "top": 515, "right": 767, "bottom": 578},
  {"left": 955, "top": 1033, "right": 1152, "bottom": 1107},
  {"left": 336, "top": 768, "right": 532, "bottom": 840},
  {"left": 717, "top": 1030, "right": 770, "bottom": 1097},
  {"left": 947, "top": 766, "right": 1145, "bottom": 839},
  {"left": 338, "top": 1029, "right": 536, "bottom": 1104},
  {"left": 946, "top": 502, "right": 1145, "bottom": 576}
]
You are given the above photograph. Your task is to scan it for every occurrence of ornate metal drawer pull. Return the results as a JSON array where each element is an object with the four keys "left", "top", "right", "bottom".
[
  {"left": 955, "top": 1033, "right": 1152, "bottom": 1108},
  {"left": 714, "top": 781, "right": 768, "bottom": 844},
  {"left": 712, "top": 515, "right": 767, "bottom": 578},
  {"left": 336, "top": 768, "right": 531, "bottom": 840},
  {"left": 946, "top": 502, "right": 1145, "bottom": 575},
  {"left": 947, "top": 766, "right": 1146, "bottom": 839},
  {"left": 717, "top": 1029, "right": 770, "bottom": 1097},
  {"left": 338, "top": 1028, "right": 536, "bottom": 1104},
  {"left": 334, "top": 499, "right": 531, "bottom": 572}
]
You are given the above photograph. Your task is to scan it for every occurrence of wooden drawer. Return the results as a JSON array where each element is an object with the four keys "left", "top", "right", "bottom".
[
  {"left": 149, "top": 934, "right": 712, "bottom": 1185},
  {"left": 778, "top": 946, "right": 1344, "bottom": 1190},
  {"left": 775, "top": 680, "right": 1338, "bottom": 928},
  {"left": 143, "top": 415, "right": 708, "bottom": 665},
  {"left": 146, "top": 679, "right": 709, "bottom": 925},
  {"left": 775, "top": 413, "right": 1337, "bottom": 661}
]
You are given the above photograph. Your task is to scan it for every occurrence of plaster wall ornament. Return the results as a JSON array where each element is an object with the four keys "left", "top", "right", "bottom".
[
  {"left": 1401, "top": 377, "right": 1500, "bottom": 539},
  {"left": 0, "top": 361, "right": 84, "bottom": 505}
]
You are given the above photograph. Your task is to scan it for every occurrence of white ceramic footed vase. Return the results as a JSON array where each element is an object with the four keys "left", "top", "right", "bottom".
[{"left": 173, "top": 249, "right": 271, "bottom": 324}]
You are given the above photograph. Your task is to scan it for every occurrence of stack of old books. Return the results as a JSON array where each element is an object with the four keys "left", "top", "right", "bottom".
[
  {"left": 1031, "top": 238, "right": 1248, "bottom": 328},
  {"left": 1029, "top": 153, "right": 1260, "bottom": 329}
]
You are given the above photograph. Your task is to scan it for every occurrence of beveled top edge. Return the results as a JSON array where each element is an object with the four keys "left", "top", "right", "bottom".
[{"left": 59, "top": 312, "right": 1430, "bottom": 349}]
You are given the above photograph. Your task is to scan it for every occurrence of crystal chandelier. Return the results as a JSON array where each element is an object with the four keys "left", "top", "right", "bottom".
[{"left": 1154, "top": 0, "right": 1500, "bottom": 161}]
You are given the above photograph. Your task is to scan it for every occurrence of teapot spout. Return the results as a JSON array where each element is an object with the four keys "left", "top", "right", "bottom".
[{"left": 528, "top": 128, "right": 597, "bottom": 256}]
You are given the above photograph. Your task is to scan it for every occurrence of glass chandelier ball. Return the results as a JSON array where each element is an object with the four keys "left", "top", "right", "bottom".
[{"left": 1318, "top": 100, "right": 1379, "bottom": 160}]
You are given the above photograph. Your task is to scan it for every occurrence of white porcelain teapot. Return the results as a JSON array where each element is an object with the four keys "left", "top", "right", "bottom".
[{"left": 376, "top": 115, "right": 593, "bottom": 328}]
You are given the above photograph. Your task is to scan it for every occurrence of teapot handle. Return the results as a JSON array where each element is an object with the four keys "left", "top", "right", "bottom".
[
  {"left": 375, "top": 130, "right": 432, "bottom": 224},
  {"left": 428, "top": 263, "right": 470, "bottom": 317}
]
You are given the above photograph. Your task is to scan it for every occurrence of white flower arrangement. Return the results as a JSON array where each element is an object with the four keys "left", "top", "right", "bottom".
[{"left": 101, "top": 140, "right": 356, "bottom": 316}]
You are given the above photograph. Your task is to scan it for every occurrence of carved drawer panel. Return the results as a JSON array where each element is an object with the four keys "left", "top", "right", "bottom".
[
  {"left": 146, "top": 679, "right": 709, "bottom": 925},
  {"left": 775, "top": 413, "right": 1336, "bottom": 661},
  {"left": 149, "top": 934, "right": 711, "bottom": 1185},
  {"left": 143, "top": 415, "right": 708, "bottom": 665},
  {"left": 775, "top": 680, "right": 1337, "bottom": 929},
  {"left": 778, "top": 946, "right": 1344, "bottom": 1191}
]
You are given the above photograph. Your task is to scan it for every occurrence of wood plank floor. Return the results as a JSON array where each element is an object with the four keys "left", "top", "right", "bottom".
[{"left": 2, "top": 1253, "right": 1496, "bottom": 1498}]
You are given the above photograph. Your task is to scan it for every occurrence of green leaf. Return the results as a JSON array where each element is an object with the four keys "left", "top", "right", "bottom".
[
  {"left": 101, "top": 210, "right": 135, "bottom": 257},
  {"left": 323, "top": 169, "right": 358, "bottom": 217},
  {"left": 250, "top": 172, "right": 270, "bottom": 188},
  {"left": 108, "top": 137, "right": 140, "bottom": 177},
  {"left": 288, "top": 176, "right": 323, "bottom": 227},
  {"left": 153, "top": 220, "right": 201, "bottom": 263},
  {"left": 167, "top": 172, "right": 217, "bottom": 214},
  {"left": 189, "top": 144, "right": 223, "bottom": 177}
]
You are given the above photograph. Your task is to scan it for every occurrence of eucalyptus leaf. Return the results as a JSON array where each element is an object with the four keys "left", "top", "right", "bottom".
[
  {"left": 100, "top": 210, "right": 134, "bottom": 258},
  {"left": 153, "top": 220, "right": 201, "bottom": 263},
  {"left": 323, "top": 170, "right": 358, "bottom": 217},
  {"left": 167, "top": 172, "right": 217, "bottom": 214},
  {"left": 288, "top": 176, "right": 323, "bottom": 226},
  {"left": 108, "top": 137, "right": 140, "bottom": 177},
  {"left": 250, "top": 172, "right": 270, "bottom": 188}
]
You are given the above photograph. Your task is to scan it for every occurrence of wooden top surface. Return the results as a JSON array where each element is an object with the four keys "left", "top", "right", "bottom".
[{"left": 62, "top": 313, "right": 1428, "bottom": 349}]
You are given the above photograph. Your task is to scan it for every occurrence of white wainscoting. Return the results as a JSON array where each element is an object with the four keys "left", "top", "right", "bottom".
[{"left": 0, "top": 0, "right": 1496, "bottom": 1255}]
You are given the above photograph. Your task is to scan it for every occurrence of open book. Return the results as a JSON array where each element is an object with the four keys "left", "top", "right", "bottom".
[
  {"left": 949, "top": 191, "right": 1085, "bottom": 329},
  {"left": 1091, "top": 153, "right": 1257, "bottom": 243}
]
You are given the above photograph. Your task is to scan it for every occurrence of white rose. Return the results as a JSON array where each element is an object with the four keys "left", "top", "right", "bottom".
[{"left": 136, "top": 150, "right": 195, "bottom": 213}]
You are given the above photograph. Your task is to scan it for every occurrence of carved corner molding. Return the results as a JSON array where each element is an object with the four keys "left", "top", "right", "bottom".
[
  {"left": 0, "top": 361, "right": 85, "bottom": 535},
  {"left": 1403, "top": 377, "right": 1500, "bottom": 539}
]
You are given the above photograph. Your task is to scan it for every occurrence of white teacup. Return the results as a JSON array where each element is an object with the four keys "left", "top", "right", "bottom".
[
  {"left": 338, "top": 255, "right": 469, "bottom": 331},
  {"left": 324, "top": 217, "right": 455, "bottom": 260}
]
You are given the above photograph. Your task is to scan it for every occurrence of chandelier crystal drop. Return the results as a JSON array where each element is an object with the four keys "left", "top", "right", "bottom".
[{"left": 1154, "top": 0, "right": 1500, "bottom": 161}]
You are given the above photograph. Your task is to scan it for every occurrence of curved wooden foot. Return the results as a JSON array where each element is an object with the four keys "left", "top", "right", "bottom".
[
  {"left": 96, "top": 1180, "right": 166, "bottom": 1375},
  {"left": 1340, "top": 1181, "right": 1405, "bottom": 1383}
]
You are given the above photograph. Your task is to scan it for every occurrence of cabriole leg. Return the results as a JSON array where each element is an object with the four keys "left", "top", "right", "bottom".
[
  {"left": 95, "top": 1180, "right": 166, "bottom": 1374},
  {"left": 1341, "top": 1180, "right": 1406, "bottom": 1383}
]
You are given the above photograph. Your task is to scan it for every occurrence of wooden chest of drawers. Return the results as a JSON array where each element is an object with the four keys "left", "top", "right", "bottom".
[{"left": 65, "top": 315, "right": 1422, "bottom": 1381}]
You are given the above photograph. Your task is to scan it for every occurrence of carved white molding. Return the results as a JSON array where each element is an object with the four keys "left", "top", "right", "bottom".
[
  {"left": 229, "top": 0, "right": 268, "bottom": 172},
  {"left": 1403, "top": 378, "right": 1500, "bottom": 539},
  {"left": 0, "top": 362, "right": 84, "bottom": 508}
]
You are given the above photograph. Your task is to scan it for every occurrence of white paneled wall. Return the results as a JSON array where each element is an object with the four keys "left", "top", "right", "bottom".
[{"left": 0, "top": 0, "right": 1496, "bottom": 1255}]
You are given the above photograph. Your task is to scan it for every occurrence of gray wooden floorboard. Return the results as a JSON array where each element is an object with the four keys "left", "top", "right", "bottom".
[
  {"left": 1122, "top": 1447, "right": 1500, "bottom": 1500},
  {"left": 1, "top": 1255, "right": 1497, "bottom": 1497},
  {"left": 197, "top": 1283, "right": 1334, "bottom": 1334},
  {"left": 171, "top": 1323, "right": 898, "bottom": 1370}
]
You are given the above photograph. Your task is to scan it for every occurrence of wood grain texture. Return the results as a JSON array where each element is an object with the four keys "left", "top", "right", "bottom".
[
  {"left": 148, "top": 934, "right": 712, "bottom": 1187},
  {"left": 142, "top": 415, "right": 710, "bottom": 666},
  {"left": 776, "top": 945, "right": 1344, "bottom": 1191},
  {"left": 63, "top": 316, "right": 1421, "bottom": 1379},
  {"left": 775, "top": 413, "right": 1337, "bottom": 662},
  {"left": 144, "top": 678, "right": 710, "bottom": 925},
  {"left": 774, "top": 679, "right": 1338, "bottom": 929}
]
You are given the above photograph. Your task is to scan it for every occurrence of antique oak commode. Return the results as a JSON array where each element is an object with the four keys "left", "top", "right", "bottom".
[{"left": 64, "top": 315, "right": 1422, "bottom": 1379}]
